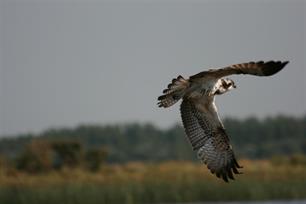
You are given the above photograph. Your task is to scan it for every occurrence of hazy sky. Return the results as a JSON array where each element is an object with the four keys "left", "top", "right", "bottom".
[{"left": 1, "top": 0, "right": 306, "bottom": 136}]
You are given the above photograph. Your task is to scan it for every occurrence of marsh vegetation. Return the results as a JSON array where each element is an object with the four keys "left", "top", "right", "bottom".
[{"left": 1, "top": 160, "right": 306, "bottom": 204}]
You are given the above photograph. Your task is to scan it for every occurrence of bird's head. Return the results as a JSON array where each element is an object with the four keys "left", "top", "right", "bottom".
[{"left": 222, "top": 78, "right": 236, "bottom": 90}]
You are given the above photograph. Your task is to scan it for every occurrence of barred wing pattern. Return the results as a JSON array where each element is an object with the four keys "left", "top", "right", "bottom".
[
  {"left": 226, "top": 61, "right": 289, "bottom": 76},
  {"left": 180, "top": 99, "right": 242, "bottom": 182},
  {"left": 190, "top": 61, "right": 289, "bottom": 80}
]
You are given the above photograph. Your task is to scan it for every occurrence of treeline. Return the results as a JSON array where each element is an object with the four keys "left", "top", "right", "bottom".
[
  {"left": 0, "top": 115, "right": 305, "bottom": 165},
  {"left": 0, "top": 139, "right": 107, "bottom": 173}
]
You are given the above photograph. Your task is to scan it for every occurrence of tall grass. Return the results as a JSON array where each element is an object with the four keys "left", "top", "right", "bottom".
[{"left": 0, "top": 160, "right": 306, "bottom": 204}]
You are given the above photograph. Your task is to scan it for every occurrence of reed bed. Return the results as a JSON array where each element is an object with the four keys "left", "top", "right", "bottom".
[{"left": 0, "top": 160, "right": 306, "bottom": 204}]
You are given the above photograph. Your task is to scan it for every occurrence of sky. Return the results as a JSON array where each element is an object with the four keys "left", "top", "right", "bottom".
[{"left": 1, "top": 0, "right": 305, "bottom": 136}]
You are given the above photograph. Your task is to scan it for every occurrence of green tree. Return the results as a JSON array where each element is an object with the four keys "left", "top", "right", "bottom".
[
  {"left": 84, "top": 148, "right": 108, "bottom": 172},
  {"left": 15, "top": 140, "right": 52, "bottom": 173},
  {"left": 51, "top": 140, "right": 83, "bottom": 169}
]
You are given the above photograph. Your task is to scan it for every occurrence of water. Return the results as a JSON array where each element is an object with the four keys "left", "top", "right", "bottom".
[
  {"left": 214, "top": 202, "right": 305, "bottom": 204},
  {"left": 165, "top": 201, "right": 306, "bottom": 204},
  {"left": 213, "top": 202, "right": 306, "bottom": 204}
]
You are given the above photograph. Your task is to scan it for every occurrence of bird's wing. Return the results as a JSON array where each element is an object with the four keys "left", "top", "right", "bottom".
[
  {"left": 180, "top": 98, "right": 242, "bottom": 182},
  {"left": 190, "top": 61, "right": 289, "bottom": 80}
]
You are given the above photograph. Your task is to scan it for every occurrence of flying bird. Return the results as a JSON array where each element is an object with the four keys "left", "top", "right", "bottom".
[{"left": 157, "top": 61, "right": 289, "bottom": 182}]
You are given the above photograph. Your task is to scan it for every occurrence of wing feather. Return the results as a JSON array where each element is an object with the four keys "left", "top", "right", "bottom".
[
  {"left": 180, "top": 99, "right": 242, "bottom": 182},
  {"left": 190, "top": 61, "right": 289, "bottom": 80}
]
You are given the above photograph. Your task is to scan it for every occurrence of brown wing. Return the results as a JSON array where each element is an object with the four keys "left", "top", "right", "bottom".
[
  {"left": 180, "top": 99, "right": 242, "bottom": 182},
  {"left": 190, "top": 61, "right": 289, "bottom": 80}
]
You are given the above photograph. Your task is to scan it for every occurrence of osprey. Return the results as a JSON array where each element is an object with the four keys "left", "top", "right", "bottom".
[{"left": 157, "top": 61, "right": 289, "bottom": 182}]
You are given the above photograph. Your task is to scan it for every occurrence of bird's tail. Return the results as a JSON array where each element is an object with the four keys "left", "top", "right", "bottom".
[{"left": 157, "top": 75, "right": 189, "bottom": 108}]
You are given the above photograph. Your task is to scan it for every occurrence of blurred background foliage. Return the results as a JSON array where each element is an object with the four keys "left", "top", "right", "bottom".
[
  {"left": 0, "top": 115, "right": 306, "bottom": 203},
  {"left": 0, "top": 115, "right": 305, "bottom": 168}
]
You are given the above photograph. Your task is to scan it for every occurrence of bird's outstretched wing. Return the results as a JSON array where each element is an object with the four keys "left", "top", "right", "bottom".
[
  {"left": 190, "top": 61, "right": 289, "bottom": 80},
  {"left": 180, "top": 99, "right": 242, "bottom": 182}
]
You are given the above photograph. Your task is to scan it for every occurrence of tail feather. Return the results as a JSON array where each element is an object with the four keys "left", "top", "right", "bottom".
[{"left": 157, "top": 75, "right": 189, "bottom": 108}]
